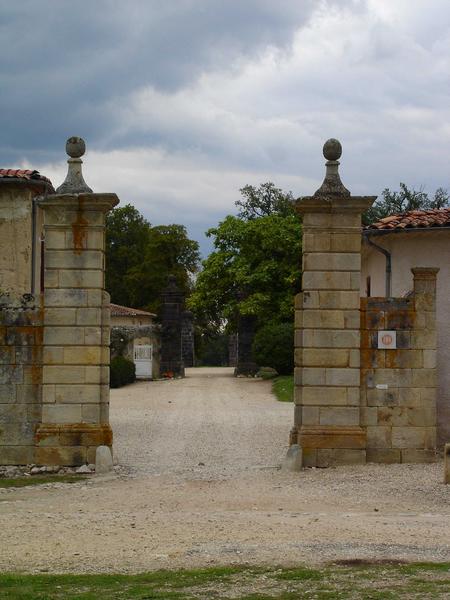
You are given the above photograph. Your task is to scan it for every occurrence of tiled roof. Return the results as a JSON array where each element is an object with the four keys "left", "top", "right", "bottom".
[
  {"left": 366, "top": 208, "right": 450, "bottom": 231},
  {"left": 110, "top": 303, "right": 156, "bottom": 318},
  {"left": 0, "top": 169, "right": 54, "bottom": 188}
]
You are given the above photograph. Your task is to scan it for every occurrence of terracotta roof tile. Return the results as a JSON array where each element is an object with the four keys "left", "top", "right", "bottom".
[
  {"left": 366, "top": 208, "right": 450, "bottom": 231},
  {"left": 0, "top": 168, "right": 54, "bottom": 189},
  {"left": 110, "top": 303, "right": 156, "bottom": 318}
]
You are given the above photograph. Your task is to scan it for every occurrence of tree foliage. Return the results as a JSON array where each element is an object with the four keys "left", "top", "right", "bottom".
[
  {"left": 188, "top": 183, "right": 301, "bottom": 329},
  {"left": 106, "top": 205, "right": 200, "bottom": 312},
  {"left": 253, "top": 321, "right": 294, "bottom": 375},
  {"left": 363, "top": 183, "right": 449, "bottom": 225}
]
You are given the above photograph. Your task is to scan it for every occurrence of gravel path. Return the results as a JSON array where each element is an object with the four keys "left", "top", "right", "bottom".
[{"left": 0, "top": 367, "right": 449, "bottom": 573}]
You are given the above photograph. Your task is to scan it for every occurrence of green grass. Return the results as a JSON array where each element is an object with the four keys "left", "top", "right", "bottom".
[
  {"left": 0, "top": 475, "right": 89, "bottom": 489},
  {"left": 272, "top": 375, "right": 294, "bottom": 402},
  {"left": 1, "top": 563, "right": 449, "bottom": 599}
]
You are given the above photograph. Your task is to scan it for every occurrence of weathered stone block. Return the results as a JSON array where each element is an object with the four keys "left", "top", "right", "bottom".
[
  {"left": 411, "top": 330, "right": 436, "bottom": 350},
  {"left": 45, "top": 250, "right": 103, "bottom": 270},
  {"left": 0, "top": 421, "right": 35, "bottom": 444},
  {"left": 302, "top": 386, "right": 349, "bottom": 406},
  {"left": 43, "top": 346, "right": 64, "bottom": 364},
  {"left": 0, "top": 445, "right": 34, "bottom": 465},
  {"left": 76, "top": 308, "right": 101, "bottom": 326},
  {"left": 44, "top": 327, "right": 84, "bottom": 346},
  {"left": 43, "top": 365, "right": 85, "bottom": 384},
  {"left": 82, "top": 404, "right": 100, "bottom": 422},
  {"left": 44, "top": 308, "right": 77, "bottom": 326},
  {"left": 366, "top": 448, "right": 401, "bottom": 463},
  {"left": 302, "top": 271, "right": 352, "bottom": 290},
  {"left": 366, "top": 426, "right": 391, "bottom": 448},
  {"left": 58, "top": 269, "right": 103, "bottom": 289},
  {"left": 330, "top": 233, "right": 361, "bottom": 252},
  {"left": 401, "top": 449, "right": 437, "bottom": 464},
  {"left": 316, "top": 448, "right": 366, "bottom": 467},
  {"left": 302, "top": 406, "right": 319, "bottom": 425},
  {"left": 302, "top": 232, "right": 331, "bottom": 252},
  {"left": 318, "top": 290, "right": 360, "bottom": 309},
  {"left": 85, "top": 327, "right": 102, "bottom": 345},
  {"left": 377, "top": 406, "right": 408, "bottom": 427},
  {"left": 422, "top": 350, "right": 437, "bottom": 369},
  {"left": 303, "top": 329, "right": 360, "bottom": 348},
  {"left": 0, "top": 384, "right": 16, "bottom": 403},
  {"left": 385, "top": 350, "right": 423, "bottom": 369},
  {"left": 302, "top": 348, "right": 350, "bottom": 368},
  {"left": 411, "top": 368, "right": 437, "bottom": 387},
  {"left": 360, "top": 406, "right": 378, "bottom": 426},
  {"left": 302, "top": 367, "right": 326, "bottom": 386},
  {"left": 0, "top": 364, "right": 23, "bottom": 384},
  {"left": 41, "top": 402, "right": 82, "bottom": 423},
  {"left": 34, "top": 445, "right": 86, "bottom": 466},
  {"left": 319, "top": 407, "right": 360, "bottom": 426},
  {"left": 304, "top": 252, "right": 361, "bottom": 272},
  {"left": 44, "top": 229, "right": 66, "bottom": 250},
  {"left": 54, "top": 384, "right": 99, "bottom": 404},
  {"left": 299, "top": 426, "right": 366, "bottom": 449},
  {"left": 42, "top": 384, "right": 55, "bottom": 403},
  {"left": 392, "top": 426, "right": 436, "bottom": 449},
  {"left": 63, "top": 346, "right": 101, "bottom": 365},
  {"left": 325, "top": 368, "right": 360, "bottom": 386},
  {"left": 15, "top": 384, "right": 40, "bottom": 403},
  {"left": 87, "top": 289, "right": 104, "bottom": 307},
  {"left": 44, "top": 289, "right": 88, "bottom": 307},
  {"left": 303, "top": 310, "right": 345, "bottom": 329}
]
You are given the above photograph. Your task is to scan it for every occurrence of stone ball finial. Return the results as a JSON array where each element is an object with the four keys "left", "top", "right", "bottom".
[
  {"left": 66, "top": 136, "right": 86, "bottom": 159},
  {"left": 323, "top": 138, "right": 342, "bottom": 161}
]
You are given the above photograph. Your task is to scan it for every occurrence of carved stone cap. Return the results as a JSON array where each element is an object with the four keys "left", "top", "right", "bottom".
[
  {"left": 295, "top": 195, "right": 376, "bottom": 215},
  {"left": 55, "top": 137, "right": 93, "bottom": 194},
  {"left": 37, "top": 193, "right": 119, "bottom": 213},
  {"left": 295, "top": 138, "right": 376, "bottom": 214},
  {"left": 313, "top": 138, "right": 350, "bottom": 198}
]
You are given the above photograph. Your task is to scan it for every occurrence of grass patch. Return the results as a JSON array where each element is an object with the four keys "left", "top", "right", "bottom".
[
  {"left": 0, "top": 475, "right": 89, "bottom": 489},
  {"left": 1, "top": 563, "right": 449, "bottom": 599},
  {"left": 272, "top": 375, "right": 293, "bottom": 402}
]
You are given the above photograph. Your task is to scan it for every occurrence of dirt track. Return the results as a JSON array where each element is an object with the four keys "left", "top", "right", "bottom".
[{"left": 0, "top": 367, "right": 449, "bottom": 573}]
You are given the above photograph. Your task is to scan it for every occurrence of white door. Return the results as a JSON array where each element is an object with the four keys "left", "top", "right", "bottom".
[{"left": 134, "top": 344, "right": 153, "bottom": 379}]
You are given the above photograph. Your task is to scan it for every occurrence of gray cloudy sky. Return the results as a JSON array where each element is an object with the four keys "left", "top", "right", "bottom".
[{"left": 2, "top": 0, "right": 450, "bottom": 256}]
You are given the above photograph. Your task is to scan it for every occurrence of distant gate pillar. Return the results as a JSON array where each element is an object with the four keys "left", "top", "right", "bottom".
[
  {"left": 160, "top": 275, "right": 185, "bottom": 377},
  {"left": 293, "top": 139, "right": 376, "bottom": 467}
]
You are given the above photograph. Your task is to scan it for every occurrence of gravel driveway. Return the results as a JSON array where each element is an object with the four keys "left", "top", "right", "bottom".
[{"left": 0, "top": 367, "right": 449, "bottom": 573}]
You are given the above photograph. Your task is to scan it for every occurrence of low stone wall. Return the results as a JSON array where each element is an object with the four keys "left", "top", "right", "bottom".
[
  {"left": 360, "top": 268, "right": 438, "bottom": 463},
  {"left": 0, "top": 293, "right": 43, "bottom": 465}
]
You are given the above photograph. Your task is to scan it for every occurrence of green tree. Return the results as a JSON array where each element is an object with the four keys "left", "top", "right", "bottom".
[
  {"left": 189, "top": 183, "right": 301, "bottom": 328},
  {"left": 363, "top": 183, "right": 449, "bottom": 225},
  {"left": 105, "top": 205, "right": 200, "bottom": 312},
  {"left": 105, "top": 205, "right": 150, "bottom": 308}
]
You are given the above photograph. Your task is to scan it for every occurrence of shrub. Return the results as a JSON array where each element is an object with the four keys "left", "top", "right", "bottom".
[
  {"left": 252, "top": 321, "right": 294, "bottom": 375},
  {"left": 110, "top": 356, "right": 136, "bottom": 388}
]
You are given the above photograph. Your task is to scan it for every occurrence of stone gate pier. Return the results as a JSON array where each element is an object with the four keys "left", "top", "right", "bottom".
[
  {"left": 291, "top": 140, "right": 439, "bottom": 467},
  {"left": 0, "top": 137, "right": 118, "bottom": 466}
]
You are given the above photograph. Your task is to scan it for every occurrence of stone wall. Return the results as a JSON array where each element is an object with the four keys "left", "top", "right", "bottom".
[
  {"left": 0, "top": 294, "right": 42, "bottom": 464},
  {"left": 361, "top": 268, "right": 438, "bottom": 463}
]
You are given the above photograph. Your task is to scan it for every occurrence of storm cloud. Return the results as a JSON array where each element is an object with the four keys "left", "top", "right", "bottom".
[{"left": 1, "top": 0, "right": 450, "bottom": 255}]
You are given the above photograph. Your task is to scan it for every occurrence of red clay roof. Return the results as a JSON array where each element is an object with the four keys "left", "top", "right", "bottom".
[
  {"left": 366, "top": 208, "right": 450, "bottom": 231},
  {"left": 110, "top": 303, "right": 156, "bottom": 318},
  {"left": 0, "top": 168, "right": 54, "bottom": 188}
]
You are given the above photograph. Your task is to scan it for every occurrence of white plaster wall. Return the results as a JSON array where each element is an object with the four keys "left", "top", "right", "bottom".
[{"left": 361, "top": 230, "right": 450, "bottom": 444}]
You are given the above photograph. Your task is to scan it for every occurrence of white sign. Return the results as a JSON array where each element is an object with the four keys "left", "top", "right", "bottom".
[{"left": 378, "top": 330, "right": 397, "bottom": 349}]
